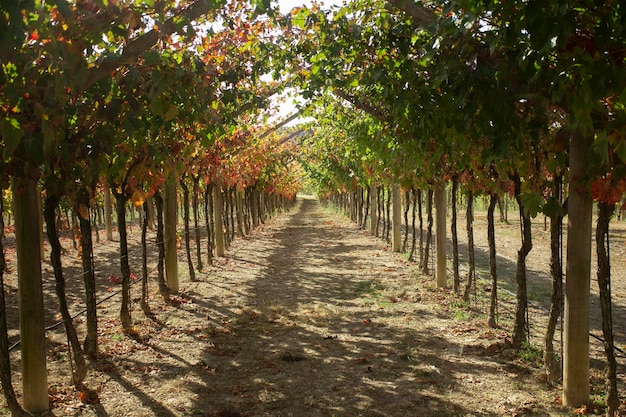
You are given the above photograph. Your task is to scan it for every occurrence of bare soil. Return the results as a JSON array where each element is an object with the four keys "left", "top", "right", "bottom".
[{"left": 1, "top": 196, "right": 625, "bottom": 416}]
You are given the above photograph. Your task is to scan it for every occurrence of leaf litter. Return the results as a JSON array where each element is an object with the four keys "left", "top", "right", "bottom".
[{"left": 2, "top": 197, "right": 626, "bottom": 416}]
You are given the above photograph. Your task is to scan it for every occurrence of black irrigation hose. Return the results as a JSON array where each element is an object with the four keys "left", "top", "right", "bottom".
[
  {"left": 589, "top": 333, "right": 626, "bottom": 359},
  {"left": 8, "top": 264, "right": 159, "bottom": 353},
  {"left": 6, "top": 198, "right": 283, "bottom": 352},
  {"left": 350, "top": 205, "right": 626, "bottom": 361},
  {"left": 15, "top": 207, "right": 626, "bottom": 362},
  {"left": 6, "top": 227, "right": 161, "bottom": 292},
  {"left": 73, "top": 237, "right": 165, "bottom": 278}
]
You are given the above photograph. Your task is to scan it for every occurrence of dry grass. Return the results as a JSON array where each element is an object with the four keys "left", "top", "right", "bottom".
[{"left": 1, "top": 197, "right": 624, "bottom": 416}]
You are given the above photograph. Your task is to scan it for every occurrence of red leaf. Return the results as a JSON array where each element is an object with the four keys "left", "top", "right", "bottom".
[
  {"left": 108, "top": 275, "right": 122, "bottom": 284},
  {"left": 591, "top": 176, "right": 623, "bottom": 204}
]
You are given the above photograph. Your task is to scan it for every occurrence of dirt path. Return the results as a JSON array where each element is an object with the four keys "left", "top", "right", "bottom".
[{"left": 2, "top": 197, "right": 589, "bottom": 416}]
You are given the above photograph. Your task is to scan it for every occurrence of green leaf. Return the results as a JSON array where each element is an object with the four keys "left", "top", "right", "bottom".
[
  {"left": 571, "top": 98, "right": 594, "bottom": 135},
  {"left": 615, "top": 139, "right": 626, "bottom": 163},
  {"left": 164, "top": 103, "right": 179, "bottom": 120},
  {"left": 591, "top": 130, "right": 609, "bottom": 167},
  {"left": 519, "top": 192, "right": 542, "bottom": 218},
  {"left": 143, "top": 51, "right": 162, "bottom": 65},
  {"left": 543, "top": 196, "right": 564, "bottom": 218},
  {"left": 185, "top": 24, "right": 196, "bottom": 42},
  {"left": 42, "top": 117, "right": 56, "bottom": 157},
  {"left": 251, "top": 0, "right": 271, "bottom": 13},
  {"left": 50, "top": 0, "right": 72, "bottom": 18},
  {"left": 150, "top": 96, "right": 166, "bottom": 116},
  {"left": 0, "top": 117, "right": 23, "bottom": 157},
  {"left": 292, "top": 8, "right": 310, "bottom": 30}
]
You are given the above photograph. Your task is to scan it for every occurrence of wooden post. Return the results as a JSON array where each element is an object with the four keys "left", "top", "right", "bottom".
[
  {"left": 146, "top": 196, "right": 155, "bottom": 230},
  {"left": 164, "top": 177, "right": 179, "bottom": 294},
  {"left": 236, "top": 190, "right": 244, "bottom": 237},
  {"left": 13, "top": 175, "right": 49, "bottom": 413},
  {"left": 435, "top": 182, "right": 447, "bottom": 288},
  {"left": 563, "top": 132, "right": 593, "bottom": 407},
  {"left": 260, "top": 190, "right": 266, "bottom": 222},
  {"left": 37, "top": 185, "right": 45, "bottom": 258},
  {"left": 104, "top": 182, "right": 113, "bottom": 241},
  {"left": 213, "top": 176, "right": 225, "bottom": 257},
  {"left": 369, "top": 183, "right": 377, "bottom": 236},
  {"left": 251, "top": 187, "right": 259, "bottom": 228},
  {"left": 392, "top": 182, "right": 402, "bottom": 252},
  {"left": 267, "top": 194, "right": 275, "bottom": 219}
]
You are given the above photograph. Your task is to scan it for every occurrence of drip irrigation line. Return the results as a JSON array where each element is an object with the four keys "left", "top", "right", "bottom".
[
  {"left": 8, "top": 203, "right": 274, "bottom": 353},
  {"left": 8, "top": 264, "right": 159, "bottom": 353},
  {"left": 453, "top": 251, "right": 626, "bottom": 359},
  {"left": 590, "top": 333, "right": 626, "bottom": 358},
  {"left": 344, "top": 202, "right": 626, "bottom": 361},
  {"left": 56, "top": 237, "right": 166, "bottom": 281}
]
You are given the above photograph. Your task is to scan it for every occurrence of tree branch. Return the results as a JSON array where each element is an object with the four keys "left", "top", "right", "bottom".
[
  {"left": 333, "top": 89, "right": 389, "bottom": 123},
  {"left": 85, "top": 0, "right": 218, "bottom": 90},
  {"left": 259, "top": 111, "right": 302, "bottom": 139},
  {"left": 385, "top": 0, "right": 437, "bottom": 27}
]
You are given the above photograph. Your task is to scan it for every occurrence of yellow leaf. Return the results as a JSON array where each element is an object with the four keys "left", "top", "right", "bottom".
[
  {"left": 131, "top": 189, "right": 146, "bottom": 208},
  {"left": 164, "top": 103, "right": 178, "bottom": 120}
]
